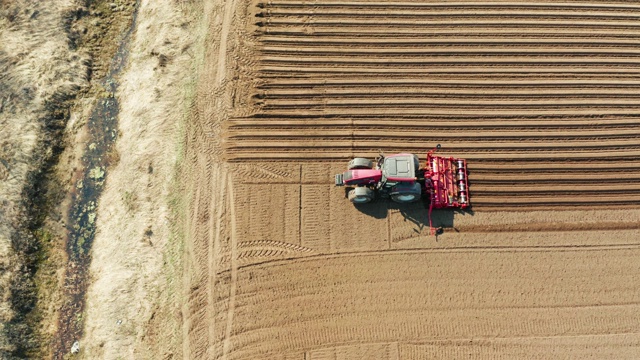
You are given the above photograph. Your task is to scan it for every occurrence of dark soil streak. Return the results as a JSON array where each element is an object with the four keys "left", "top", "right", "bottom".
[{"left": 53, "top": 2, "right": 140, "bottom": 358}]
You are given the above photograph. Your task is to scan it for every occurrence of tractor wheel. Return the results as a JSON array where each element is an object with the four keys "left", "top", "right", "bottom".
[
  {"left": 347, "top": 157, "right": 373, "bottom": 170},
  {"left": 348, "top": 187, "right": 374, "bottom": 204},
  {"left": 391, "top": 193, "right": 419, "bottom": 203},
  {"left": 390, "top": 182, "right": 422, "bottom": 203}
]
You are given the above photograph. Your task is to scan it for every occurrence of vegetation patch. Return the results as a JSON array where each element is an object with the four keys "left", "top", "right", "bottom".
[{"left": 0, "top": 0, "right": 136, "bottom": 357}]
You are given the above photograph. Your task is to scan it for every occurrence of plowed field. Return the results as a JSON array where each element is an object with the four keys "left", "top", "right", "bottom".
[{"left": 182, "top": 1, "right": 640, "bottom": 359}]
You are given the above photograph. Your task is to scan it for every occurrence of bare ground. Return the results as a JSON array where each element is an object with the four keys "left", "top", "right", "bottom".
[
  {"left": 3, "top": 0, "right": 640, "bottom": 359},
  {"left": 178, "top": 0, "right": 640, "bottom": 359}
]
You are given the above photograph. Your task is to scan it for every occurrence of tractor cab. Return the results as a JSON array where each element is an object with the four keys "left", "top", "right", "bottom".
[
  {"left": 380, "top": 153, "right": 420, "bottom": 187},
  {"left": 335, "top": 152, "right": 424, "bottom": 204},
  {"left": 377, "top": 154, "right": 422, "bottom": 202}
]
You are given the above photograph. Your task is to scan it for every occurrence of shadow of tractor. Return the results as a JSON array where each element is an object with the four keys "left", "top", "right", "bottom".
[{"left": 353, "top": 197, "right": 474, "bottom": 236}]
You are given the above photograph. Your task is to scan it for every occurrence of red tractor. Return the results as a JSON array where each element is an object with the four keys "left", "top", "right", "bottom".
[{"left": 335, "top": 145, "right": 470, "bottom": 233}]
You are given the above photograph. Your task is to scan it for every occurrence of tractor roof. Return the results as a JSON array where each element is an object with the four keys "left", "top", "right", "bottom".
[{"left": 382, "top": 153, "right": 420, "bottom": 181}]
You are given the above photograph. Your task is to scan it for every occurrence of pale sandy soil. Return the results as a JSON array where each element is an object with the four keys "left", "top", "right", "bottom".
[{"left": 77, "top": 0, "right": 203, "bottom": 358}]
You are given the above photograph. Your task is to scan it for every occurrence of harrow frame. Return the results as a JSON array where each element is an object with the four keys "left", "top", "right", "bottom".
[{"left": 425, "top": 145, "right": 470, "bottom": 234}]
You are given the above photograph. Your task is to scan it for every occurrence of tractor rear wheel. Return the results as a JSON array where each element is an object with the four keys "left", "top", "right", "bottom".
[
  {"left": 391, "top": 193, "right": 419, "bottom": 203},
  {"left": 348, "top": 157, "right": 373, "bottom": 170},
  {"left": 390, "top": 182, "right": 422, "bottom": 203},
  {"left": 348, "top": 187, "right": 374, "bottom": 204}
]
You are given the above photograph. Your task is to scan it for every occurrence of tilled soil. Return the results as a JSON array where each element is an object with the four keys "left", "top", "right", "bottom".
[
  {"left": 226, "top": 0, "right": 640, "bottom": 208},
  {"left": 182, "top": 1, "right": 640, "bottom": 359}
]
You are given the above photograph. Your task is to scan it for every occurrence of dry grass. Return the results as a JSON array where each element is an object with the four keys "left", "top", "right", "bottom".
[
  {"left": 0, "top": 0, "right": 203, "bottom": 356},
  {"left": 0, "top": 0, "right": 90, "bottom": 356}
]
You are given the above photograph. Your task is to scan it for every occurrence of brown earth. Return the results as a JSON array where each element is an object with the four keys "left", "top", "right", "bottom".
[
  {"left": 6, "top": 0, "right": 638, "bottom": 358},
  {"left": 177, "top": 0, "right": 640, "bottom": 359}
]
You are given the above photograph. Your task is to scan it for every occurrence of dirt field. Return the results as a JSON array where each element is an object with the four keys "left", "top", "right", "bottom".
[
  {"left": 179, "top": 0, "right": 640, "bottom": 359},
  {"left": 3, "top": 0, "right": 640, "bottom": 358}
]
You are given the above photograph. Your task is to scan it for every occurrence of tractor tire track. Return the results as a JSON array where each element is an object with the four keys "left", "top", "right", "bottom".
[
  {"left": 222, "top": 174, "right": 239, "bottom": 359},
  {"left": 217, "top": 248, "right": 640, "bottom": 359}
]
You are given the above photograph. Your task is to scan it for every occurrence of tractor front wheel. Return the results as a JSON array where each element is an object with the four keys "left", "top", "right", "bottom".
[
  {"left": 348, "top": 157, "right": 373, "bottom": 170},
  {"left": 348, "top": 187, "right": 374, "bottom": 204}
]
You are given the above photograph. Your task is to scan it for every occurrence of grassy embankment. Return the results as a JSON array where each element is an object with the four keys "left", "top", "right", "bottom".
[{"left": 0, "top": 0, "right": 135, "bottom": 357}]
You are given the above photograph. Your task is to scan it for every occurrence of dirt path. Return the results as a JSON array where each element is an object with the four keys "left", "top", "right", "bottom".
[{"left": 179, "top": 0, "right": 240, "bottom": 355}]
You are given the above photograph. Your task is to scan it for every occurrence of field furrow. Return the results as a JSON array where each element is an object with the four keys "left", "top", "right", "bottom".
[{"left": 218, "top": 0, "right": 640, "bottom": 208}]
